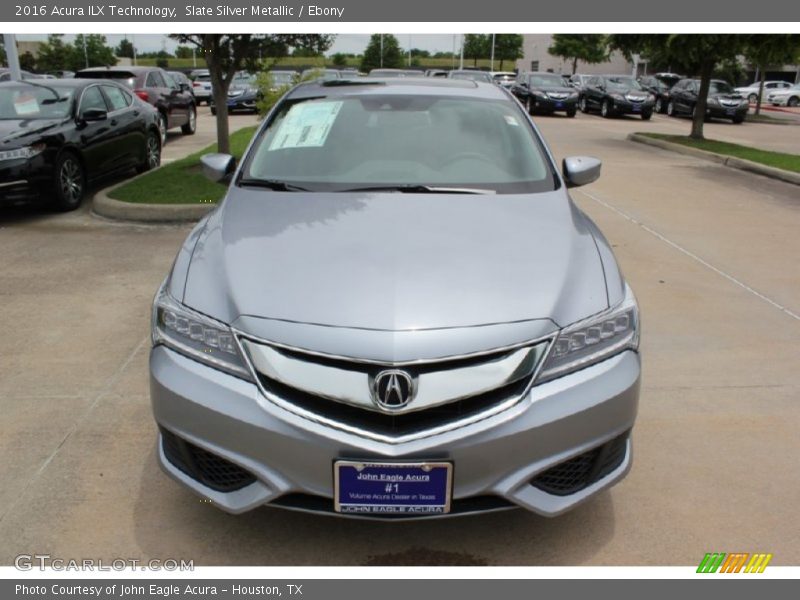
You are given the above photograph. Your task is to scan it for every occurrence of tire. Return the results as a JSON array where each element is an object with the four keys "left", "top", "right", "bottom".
[
  {"left": 655, "top": 97, "right": 664, "bottom": 113},
  {"left": 210, "top": 106, "right": 217, "bottom": 116},
  {"left": 601, "top": 99, "right": 613, "bottom": 118},
  {"left": 667, "top": 100, "right": 676, "bottom": 117},
  {"left": 641, "top": 110, "right": 653, "bottom": 120},
  {"left": 566, "top": 107, "right": 577, "bottom": 118},
  {"left": 157, "top": 113, "right": 168, "bottom": 148},
  {"left": 579, "top": 97, "right": 588, "bottom": 113},
  {"left": 525, "top": 97, "right": 534, "bottom": 115},
  {"left": 748, "top": 93, "right": 758, "bottom": 104},
  {"left": 136, "top": 129, "right": 161, "bottom": 174},
  {"left": 181, "top": 106, "right": 197, "bottom": 135},
  {"left": 788, "top": 96, "right": 799, "bottom": 107},
  {"left": 53, "top": 152, "right": 85, "bottom": 212},
  {"left": 732, "top": 115, "right": 745, "bottom": 124}
]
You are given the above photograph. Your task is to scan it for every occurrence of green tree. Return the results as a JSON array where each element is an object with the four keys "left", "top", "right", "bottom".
[
  {"left": 463, "top": 34, "right": 489, "bottom": 67},
  {"left": 19, "top": 51, "right": 36, "bottom": 71},
  {"left": 67, "top": 35, "right": 117, "bottom": 71},
  {"left": 493, "top": 34, "right": 523, "bottom": 70},
  {"left": 116, "top": 38, "right": 135, "bottom": 59},
  {"left": 548, "top": 34, "right": 608, "bottom": 74},
  {"left": 331, "top": 52, "right": 348, "bottom": 67},
  {"left": 175, "top": 45, "right": 193, "bottom": 59},
  {"left": 35, "top": 34, "right": 70, "bottom": 73},
  {"left": 171, "top": 34, "right": 333, "bottom": 154},
  {"left": 743, "top": 35, "right": 800, "bottom": 115},
  {"left": 610, "top": 34, "right": 751, "bottom": 139},
  {"left": 360, "top": 34, "right": 402, "bottom": 72}
]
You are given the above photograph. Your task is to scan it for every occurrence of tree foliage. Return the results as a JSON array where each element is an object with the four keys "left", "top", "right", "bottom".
[
  {"left": 742, "top": 35, "right": 800, "bottom": 114},
  {"left": 463, "top": 34, "right": 489, "bottom": 67},
  {"left": 116, "top": 38, "right": 135, "bottom": 59},
  {"left": 360, "top": 34, "right": 402, "bottom": 72},
  {"left": 34, "top": 34, "right": 116, "bottom": 73},
  {"left": 493, "top": 34, "right": 524, "bottom": 69},
  {"left": 548, "top": 34, "right": 609, "bottom": 74}
]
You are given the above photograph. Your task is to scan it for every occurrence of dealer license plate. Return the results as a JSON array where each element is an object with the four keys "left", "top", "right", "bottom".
[{"left": 334, "top": 461, "right": 453, "bottom": 515}]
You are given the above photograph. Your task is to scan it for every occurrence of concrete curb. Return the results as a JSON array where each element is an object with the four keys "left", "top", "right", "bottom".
[
  {"left": 628, "top": 133, "right": 800, "bottom": 187},
  {"left": 92, "top": 169, "right": 216, "bottom": 223}
]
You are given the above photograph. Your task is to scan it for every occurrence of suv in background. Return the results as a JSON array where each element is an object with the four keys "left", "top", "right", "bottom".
[
  {"left": 512, "top": 71, "right": 579, "bottom": 117},
  {"left": 735, "top": 80, "right": 793, "bottom": 104},
  {"left": 668, "top": 78, "right": 749, "bottom": 124},
  {"left": 76, "top": 66, "right": 197, "bottom": 145},
  {"left": 190, "top": 69, "right": 212, "bottom": 105},
  {"left": 638, "top": 73, "right": 682, "bottom": 113},
  {"left": 580, "top": 75, "right": 655, "bottom": 119}
]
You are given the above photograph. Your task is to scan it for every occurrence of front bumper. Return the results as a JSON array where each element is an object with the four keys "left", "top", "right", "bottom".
[
  {"left": 226, "top": 94, "right": 259, "bottom": 112},
  {"left": 150, "top": 344, "right": 640, "bottom": 518},
  {"left": 0, "top": 155, "right": 53, "bottom": 207},
  {"left": 706, "top": 104, "right": 748, "bottom": 119},
  {"left": 530, "top": 95, "right": 578, "bottom": 112},
  {"left": 609, "top": 99, "right": 654, "bottom": 115}
]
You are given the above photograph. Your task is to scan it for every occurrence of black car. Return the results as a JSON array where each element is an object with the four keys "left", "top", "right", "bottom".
[
  {"left": 667, "top": 78, "right": 748, "bottom": 124},
  {"left": 580, "top": 75, "right": 655, "bottom": 119},
  {"left": 512, "top": 72, "right": 579, "bottom": 117},
  {"left": 0, "top": 79, "right": 161, "bottom": 211},
  {"left": 210, "top": 72, "right": 260, "bottom": 115},
  {"left": 76, "top": 67, "right": 196, "bottom": 146},
  {"left": 638, "top": 73, "right": 682, "bottom": 114}
]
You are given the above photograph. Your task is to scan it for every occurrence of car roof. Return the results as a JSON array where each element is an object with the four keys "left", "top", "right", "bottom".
[
  {"left": 0, "top": 78, "right": 102, "bottom": 88},
  {"left": 287, "top": 77, "right": 508, "bottom": 101},
  {"left": 78, "top": 66, "right": 154, "bottom": 73}
]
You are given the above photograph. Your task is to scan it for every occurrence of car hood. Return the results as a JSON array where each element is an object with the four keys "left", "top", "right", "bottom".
[
  {"left": 533, "top": 86, "right": 575, "bottom": 94},
  {"left": 181, "top": 189, "right": 609, "bottom": 333},
  {"left": 0, "top": 118, "right": 64, "bottom": 147}
]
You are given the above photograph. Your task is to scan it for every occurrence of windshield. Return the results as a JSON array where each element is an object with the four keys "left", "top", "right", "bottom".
[
  {"left": 450, "top": 72, "right": 493, "bottom": 83},
  {"left": 0, "top": 84, "right": 74, "bottom": 119},
  {"left": 708, "top": 81, "right": 734, "bottom": 94},
  {"left": 242, "top": 94, "right": 555, "bottom": 194},
  {"left": 270, "top": 72, "right": 296, "bottom": 86},
  {"left": 529, "top": 74, "right": 566, "bottom": 87},
  {"left": 232, "top": 73, "right": 256, "bottom": 86},
  {"left": 606, "top": 76, "right": 643, "bottom": 90}
]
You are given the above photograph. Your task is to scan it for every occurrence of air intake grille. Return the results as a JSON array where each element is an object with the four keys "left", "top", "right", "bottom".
[
  {"left": 530, "top": 431, "right": 629, "bottom": 496},
  {"left": 161, "top": 427, "right": 256, "bottom": 492}
]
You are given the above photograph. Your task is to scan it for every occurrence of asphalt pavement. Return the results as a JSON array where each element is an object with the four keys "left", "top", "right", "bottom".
[{"left": 0, "top": 109, "right": 797, "bottom": 566}]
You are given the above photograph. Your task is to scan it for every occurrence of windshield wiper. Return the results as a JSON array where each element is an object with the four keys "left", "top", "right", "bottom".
[
  {"left": 238, "top": 178, "right": 310, "bottom": 192},
  {"left": 340, "top": 184, "right": 494, "bottom": 194}
]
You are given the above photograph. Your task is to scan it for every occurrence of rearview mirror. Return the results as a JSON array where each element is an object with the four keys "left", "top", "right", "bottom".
[
  {"left": 80, "top": 108, "right": 107, "bottom": 122},
  {"left": 201, "top": 153, "right": 236, "bottom": 183},
  {"left": 563, "top": 156, "right": 601, "bottom": 188}
]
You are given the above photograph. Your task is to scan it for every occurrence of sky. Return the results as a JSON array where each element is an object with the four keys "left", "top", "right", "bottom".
[{"left": 15, "top": 33, "right": 464, "bottom": 56}]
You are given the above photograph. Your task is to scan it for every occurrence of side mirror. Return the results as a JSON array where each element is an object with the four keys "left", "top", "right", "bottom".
[
  {"left": 80, "top": 108, "right": 107, "bottom": 122},
  {"left": 520, "top": 82, "right": 528, "bottom": 88},
  {"left": 179, "top": 83, "right": 191, "bottom": 93},
  {"left": 563, "top": 156, "right": 601, "bottom": 188},
  {"left": 201, "top": 153, "right": 236, "bottom": 183}
]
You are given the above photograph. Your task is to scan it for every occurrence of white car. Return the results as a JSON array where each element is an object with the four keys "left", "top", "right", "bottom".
[
  {"left": 766, "top": 83, "right": 800, "bottom": 107},
  {"left": 734, "top": 80, "right": 793, "bottom": 104}
]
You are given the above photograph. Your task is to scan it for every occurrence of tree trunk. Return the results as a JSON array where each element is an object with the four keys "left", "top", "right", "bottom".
[
  {"left": 572, "top": 57, "right": 578, "bottom": 75},
  {"left": 204, "top": 38, "right": 232, "bottom": 155},
  {"left": 755, "top": 66, "right": 766, "bottom": 116},
  {"left": 690, "top": 60, "right": 713, "bottom": 140}
]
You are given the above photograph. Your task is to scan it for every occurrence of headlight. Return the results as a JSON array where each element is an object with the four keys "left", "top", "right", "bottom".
[
  {"left": 532, "top": 90, "right": 547, "bottom": 97},
  {"left": 0, "top": 143, "right": 45, "bottom": 162},
  {"left": 537, "top": 284, "right": 639, "bottom": 383},
  {"left": 151, "top": 281, "right": 252, "bottom": 380},
  {"left": 707, "top": 97, "right": 720, "bottom": 105},
  {"left": 568, "top": 91, "right": 579, "bottom": 98}
]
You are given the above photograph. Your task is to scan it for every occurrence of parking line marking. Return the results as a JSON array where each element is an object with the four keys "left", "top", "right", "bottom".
[
  {"left": 0, "top": 336, "right": 149, "bottom": 525},
  {"left": 575, "top": 188, "right": 800, "bottom": 322}
]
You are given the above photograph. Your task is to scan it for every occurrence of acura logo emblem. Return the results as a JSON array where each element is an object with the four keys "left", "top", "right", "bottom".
[{"left": 372, "top": 370, "right": 416, "bottom": 410}]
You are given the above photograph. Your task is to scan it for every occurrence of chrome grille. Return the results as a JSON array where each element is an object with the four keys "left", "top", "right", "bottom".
[{"left": 241, "top": 338, "right": 550, "bottom": 442}]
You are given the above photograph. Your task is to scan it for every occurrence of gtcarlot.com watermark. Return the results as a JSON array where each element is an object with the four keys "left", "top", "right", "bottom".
[{"left": 15, "top": 554, "right": 194, "bottom": 571}]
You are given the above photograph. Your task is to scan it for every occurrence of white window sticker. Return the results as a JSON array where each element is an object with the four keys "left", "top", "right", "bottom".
[
  {"left": 268, "top": 101, "right": 343, "bottom": 150},
  {"left": 14, "top": 93, "right": 40, "bottom": 116},
  {"left": 504, "top": 115, "right": 520, "bottom": 127}
]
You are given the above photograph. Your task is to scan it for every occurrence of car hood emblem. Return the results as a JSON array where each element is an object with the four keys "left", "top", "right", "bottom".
[{"left": 372, "top": 370, "right": 416, "bottom": 410}]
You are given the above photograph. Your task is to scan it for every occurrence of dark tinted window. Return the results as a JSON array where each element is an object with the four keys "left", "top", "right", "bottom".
[
  {"left": 79, "top": 86, "right": 108, "bottom": 113},
  {"left": 102, "top": 85, "right": 130, "bottom": 111}
]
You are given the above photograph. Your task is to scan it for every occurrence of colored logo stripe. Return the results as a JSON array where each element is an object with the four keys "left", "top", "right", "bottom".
[{"left": 697, "top": 552, "right": 772, "bottom": 573}]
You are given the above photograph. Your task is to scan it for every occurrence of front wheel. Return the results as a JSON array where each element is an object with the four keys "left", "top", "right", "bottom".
[
  {"left": 655, "top": 97, "right": 664, "bottom": 113},
  {"left": 641, "top": 110, "right": 653, "bottom": 120},
  {"left": 579, "top": 97, "right": 588, "bottom": 113},
  {"left": 566, "top": 107, "right": 577, "bottom": 118},
  {"left": 157, "top": 113, "right": 168, "bottom": 148},
  {"left": 788, "top": 96, "right": 799, "bottom": 107},
  {"left": 136, "top": 130, "right": 161, "bottom": 174},
  {"left": 525, "top": 97, "right": 534, "bottom": 115},
  {"left": 181, "top": 106, "right": 197, "bottom": 135},
  {"left": 601, "top": 99, "right": 613, "bottom": 118},
  {"left": 732, "top": 115, "right": 745, "bottom": 124},
  {"left": 53, "top": 152, "right": 85, "bottom": 212},
  {"left": 748, "top": 93, "right": 758, "bottom": 104},
  {"left": 210, "top": 105, "right": 217, "bottom": 116},
  {"left": 667, "top": 100, "right": 676, "bottom": 117}
]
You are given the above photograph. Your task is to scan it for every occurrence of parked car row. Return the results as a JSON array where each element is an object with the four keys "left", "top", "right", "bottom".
[{"left": 0, "top": 78, "right": 162, "bottom": 211}]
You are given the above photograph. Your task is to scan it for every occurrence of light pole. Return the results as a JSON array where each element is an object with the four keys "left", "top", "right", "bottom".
[
  {"left": 459, "top": 34, "right": 464, "bottom": 70},
  {"left": 408, "top": 34, "right": 411, "bottom": 67},
  {"left": 2, "top": 34, "right": 21, "bottom": 80},
  {"left": 380, "top": 34, "right": 384, "bottom": 68},
  {"left": 490, "top": 34, "right": 496, "bottom": 72},
  {"left": 83, "top": 35, "right": 89, "bottom": 69}
]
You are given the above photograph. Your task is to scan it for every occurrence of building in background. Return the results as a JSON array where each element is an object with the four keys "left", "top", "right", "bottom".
[{"left": 516, "top": 34, "right": 633, "bottom": 76}]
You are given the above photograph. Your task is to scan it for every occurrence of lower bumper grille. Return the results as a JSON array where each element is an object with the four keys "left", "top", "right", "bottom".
[
  {"left": 271, "top": 492, "right": 515, "bottom": 518},
  {"left": 530, "top": 431, "right": 629, "bottom": 496},
  {"left": 160, "top": 427, "right": 256, "bottom": 492}
]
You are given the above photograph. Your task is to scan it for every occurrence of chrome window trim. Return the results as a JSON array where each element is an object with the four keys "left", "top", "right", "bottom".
[{"left": 232, "top": 328, "right": 556, "bottom": 444}]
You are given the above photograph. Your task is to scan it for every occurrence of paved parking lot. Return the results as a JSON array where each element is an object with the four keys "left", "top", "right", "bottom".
[{"left": 0, "top": 110, "right": 798, "bottom": 566}]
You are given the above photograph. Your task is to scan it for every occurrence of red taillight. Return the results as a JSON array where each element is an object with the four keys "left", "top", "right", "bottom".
[
  {"left": 192, "top": 81, "right": 202, "bottom": 87},
  {"left": 134, "top": 89, "right": 149, "bottom": 102}
]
